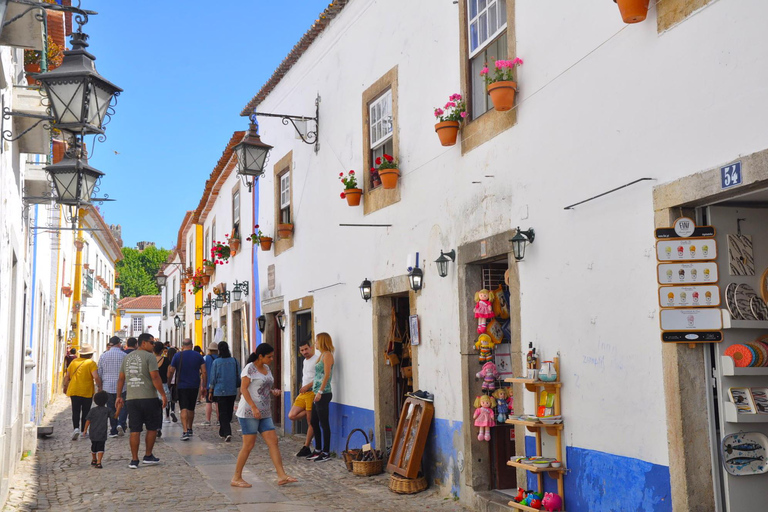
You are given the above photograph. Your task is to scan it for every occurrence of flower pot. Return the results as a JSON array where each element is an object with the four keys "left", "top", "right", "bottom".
[
  {"left": 229, "top": 238, "right": 240, "bottom": 255},
  {"left": 487, "top": 81, "right": 517, "bottom": 112},
  {"left": 435, "top": 121, "right": 460, "bottom": 146},
  {"left": 344, "top": 188, "right": 362, "bottom": 206},
  {"left": 204, "top": 266, "right": 215, "bottom": 276},
  {"left": 201, "top": 275, "right": 210, "bottom": 286},
  {"left": 379, "top": 169, "right": 400, "bottom": 190},
  {"left": 74, "top": 240, "right": 84, "bottom": 251},
  {"left": 83, "top": 263, "right": 89, "bottom": 270},
  {"left": 52, "top": 139, "right": 66, "bottom": 163},
  {"left": 614, "top": 0, "right": 649, "bottom": 23},
  {"left": 259, "top": 237, "right": 273, "bottom": 251},
  {"left": 24, "top": 62, "right": 40, "bottom": 86},
  {"left": 277, "top": 223, "right": 294, "bottom": 239}
]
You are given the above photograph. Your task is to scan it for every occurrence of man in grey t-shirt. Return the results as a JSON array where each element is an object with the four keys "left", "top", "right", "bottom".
[{"left": 116, "top": 333, "right": 167, "bottom": 469}]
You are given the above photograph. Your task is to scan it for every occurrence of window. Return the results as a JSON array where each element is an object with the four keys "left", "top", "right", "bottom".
[
  {"left": 132, "top": 316, "right": 143, "bottom": 336},
  {"left": 212, "top": 219, "right": 216, "bottom": 245},
  {"left": 468, "top": 0, "right": 507, "bottom": 119},
  {"left": 279, "top": 171, "right": 291, "bottom": 224},
  {"left": 232, "top": 188, "right": 241, "bottom": 238},
  {"left": 369, "top": 90, "right": 394, "bottom": 189},
  {"left": 188, "top": 240, "right": 194, "bottom": 269},
  {"left": 205, "top": 230, "right": 210, "bottom": 261}
]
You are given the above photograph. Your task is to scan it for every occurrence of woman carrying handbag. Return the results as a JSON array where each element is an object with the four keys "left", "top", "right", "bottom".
[{"left": 208, "top": 341, "right": 240, "bottom": 441}]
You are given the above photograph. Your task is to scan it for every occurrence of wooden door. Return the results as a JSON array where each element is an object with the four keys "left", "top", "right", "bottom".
[{"left": 271, "top": 316, "right": 282, "bottom": 424}]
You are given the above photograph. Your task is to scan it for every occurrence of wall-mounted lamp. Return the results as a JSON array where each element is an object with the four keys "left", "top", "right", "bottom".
[
  {"left": 155, "top": 272, "right": 167, "bottom": 288},
  {"left": 173, "top": 315, "right": 183, "bottom": 328},
  {"left": 408, "top": 267, "right": 424, "bottom": 292},
  {"left": 119, "top": 309, "right": 125, "bottom": 317},
  {"left": 215, "top": 291, "right": 230, "bottom": 309},
  {"left": 510, "top": 227, "right": 535, "bottom": 261},
  {"left": 359, "top": 278, "right": 372, "bottom": 302},
  {"left": 194, "top": 308, "right": 202, "bottom": 321},
  {"left": 257, "top": 315, "right": 266, "bottom": 333},
  {"left": 276, "top": 310, "right": 287, "bottom": 330},
  {"left": 434, "top": 250, "right": 456, "bottom": 278},
  {"left": 202, "top": 299, "right": 212, "bottom": 316},
  {"left": 232, "top": 280, "right": 249, "bottom": 301}
]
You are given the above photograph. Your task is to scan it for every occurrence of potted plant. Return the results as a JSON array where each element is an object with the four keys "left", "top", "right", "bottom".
[
  {"left": 189, "top": 268, "right": 208, "bottom": 293},
  {"left": 23, "top": 36, "right": 63, "bottom": 85},
  {"left": 339, "top": 170, "right": 362, "bottom": 206},
  {"left": 480, "top": 58, "right": 523, "bottom": 112},
  {"left": 74, "top": 237, "right": 85, "bottom": 251},
  {"left": 370, "top": 167, "right": 382, "bottom": 188},
  {"left": 61, "top": 284, "right": 72, "bottom": 297},
  {"left": 375, "top": 154, "right": 400, "bottom": 189},
  {"left": 211, "top": 241, "right": 231, "bottom": 265},
  {"left": 614, "top": 0, "right": 650, "bottom": 24},
  {"left": 277, "top": 223, "right": 294, "bottom": 240},
  {"left": 434, "top": 93, "right": 467, "bottom": 146},
  {"left": 83, "top": 263, "right": 90, "bottom": 270},
  {"left": 186, "top": 267, "right": 194, "bottom": 279},
  {"left": 247, "top": 224, "right": 273, "bottom": 251},
  {"left": 227, "top": 231, "right": 241, "bottom": 255},
  {"left": 203, "top": 259, "right": 216, "bottom": 276}
]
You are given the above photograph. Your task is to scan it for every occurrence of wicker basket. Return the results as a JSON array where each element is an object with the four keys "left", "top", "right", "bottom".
[
  {"left": 352, "top": 457, "right": 384, "bottom": 476},
  {"left": 388, "top": 473, "right": 428, "bottom": 494},
  {"left": 342, "top": 428, "right": 367, "bottom": 472}
]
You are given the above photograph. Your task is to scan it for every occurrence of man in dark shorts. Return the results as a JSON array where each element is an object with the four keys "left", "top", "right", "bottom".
[
  {"left": 169, "top": 339, "right": 206, "bottom": 441},
  {"left": 115, "top": 333, "right": 167, "bottom": 469}
]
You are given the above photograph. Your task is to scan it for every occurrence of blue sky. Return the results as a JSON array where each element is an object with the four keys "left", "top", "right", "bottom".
[{"left": 83, "top": 1, "right": 331, "bottom": 249}]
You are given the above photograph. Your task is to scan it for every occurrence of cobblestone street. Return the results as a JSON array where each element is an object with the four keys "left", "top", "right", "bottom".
[{"left": 2, "top": 395, "right": 468, "bottom": 512}]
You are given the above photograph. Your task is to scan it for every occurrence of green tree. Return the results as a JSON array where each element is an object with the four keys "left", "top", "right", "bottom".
[{"left": 116, "top": 246, "right": 171, "bottom": 297}]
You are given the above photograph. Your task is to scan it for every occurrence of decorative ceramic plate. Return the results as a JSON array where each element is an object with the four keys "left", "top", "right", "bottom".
[
  {"left": 746, "top": 345, "right": 758, "bottom": 367},
  {"left": 750, "top": 296, "right": 768, "bottom": 321},
  {"left": 759, "top": 341, "right": 768, "bottom": 367},
  {"left": 747, "top": 342, "right": 767, "bottom": 367},
  {"left": 725, "top": 344, "right": 754, "bottom": 367},
  {"left": 720, "top": 431, "right": 768, "bottom": 476},
  {"left": 735, "top": 284, "right": 759, "bottom": 321},
  {"left": 761, "top": 267, "right": 768, "bottom": 304},
  {"left": 726, "top": 283, "right": 741, "bottom": 320}
]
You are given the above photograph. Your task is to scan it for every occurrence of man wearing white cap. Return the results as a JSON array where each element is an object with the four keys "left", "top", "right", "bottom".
[{"left": 62, "top": 344, "right": 102, "bottom": 440}]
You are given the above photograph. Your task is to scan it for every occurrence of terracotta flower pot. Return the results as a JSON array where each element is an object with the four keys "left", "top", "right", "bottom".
[
  {"left": 204, "top": 266, "right": 215, "bottom": 276},
  {"left": 74, "top": 240, "right": 84, "bottom": 251},
  {"left": 344, "top": 188, "right": 362, "bottom": 206},
  {"left": 435, "top": 121, "right": 460, "bottom": 146},
  {"left": 379, "top": 169, "right": 400, "bottom": 190},
  {"left": 24, "top": 62, "right": 40, "bottom": 86},
  {"left": 229, "top": 238, "right": 240, "bottom": 255},
  {"left": 614, "top": 0, "right": 649, "bottom": 23},
  {"left": 201, "top": 275, "right": 210, "bottom": 286},
  {"left": 52, "top": 139, "right": 66, "bottom": 163},
  {"left": 487, "top": 81, "right": 517, "bottom": 111},
  {"left": 277, "top": 223, "right": 294, "bottom": 239},
  {"left": 259, "top": 237, "right": 273, "bottom": 251}
]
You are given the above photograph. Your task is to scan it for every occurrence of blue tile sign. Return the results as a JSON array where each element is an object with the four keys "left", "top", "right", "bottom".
[{"left": 721, "top": 162, "right": 742, "bottom": 189}]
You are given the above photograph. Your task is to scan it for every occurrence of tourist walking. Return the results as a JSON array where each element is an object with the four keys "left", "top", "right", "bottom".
[
  {"left": 308, "top": 333, "right": 335, "bottom": 462},
  {"left": 288, "top": 339, "right": 320, "bottom": 457},
  {"left": 123, "top": 337, "right": 137, "bottom": 354},
  {"left": 82, "top": 391, "right": 110, "bottom": 468},
  {"left": 63, "top": 344, "right": 102, "bottom": 440},
  {"left": 169, "top": 339, "right": 206, "bottom": 440},
  {"left": 153, "top": 341, "right": 170, "bottom": 437},
  {"left": 166, "top": 347, "right": 178, "bottom": 422},
  {"left": 231, "top": 343, "right": 297, "bottom": 488},
  {"left": 203, "top": 342, "right": 219, "bottom": 426},
  {"left": 115, "top": 333, "right": 167, "bottom": 469},
  {"left": 207, "top": 341, "right": 239, "bottom": 441},
  {"left": 98, "top": 336, "right": 127, "bottom": 437}
]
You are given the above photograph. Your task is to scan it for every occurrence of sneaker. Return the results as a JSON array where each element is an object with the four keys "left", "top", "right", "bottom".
[
  {"left": 201, "top": 421, "right": 211, "bottom": 426},
  {"left": 157, "top": 430, "right": 162, "bottom": 439},
  {"left": 72, "top": 428, "right": 80, "bottom": 440},
  {"left": 128, "top": 460, "right": 140, "bottom": 469},
  {"left": 187, "top": 429, "right": 193, "bottom": 437},
  {"left": 314, "top": 452, "right": 331, "bottom": 462},
  {"left": 163, "top": 417, "right": 170, "bottom": 423},
  {"left": 181, "top": 432, "right": 190, "bottom": 441},
  {"left": 306, "top": 450, "right": 322, "bottom": 461},
  {"left": 411, "top": 390, "right": 434, "bottom": 402},
  {"left": 170, "top": 412, "right": 177, "bottom": 423},
  {"left": 142, "top": 454, "right": 160, "bottom": 465},
  {"left": 108, "top": 433, "right": 118, "bottom": 438},
  {"left": 116, "top": 425, "right": 125, "bottom": 437},
  {"left": 296, "top": 446, "right": 312, "bottom": 457},
  {"left": 225, "top": 435, "right": 231, "bottom": 443}
]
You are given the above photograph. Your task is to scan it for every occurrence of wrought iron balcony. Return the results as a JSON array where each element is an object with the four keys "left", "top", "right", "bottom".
[{"left": 82, "top": 273, "right": 94, "bottom": 298}]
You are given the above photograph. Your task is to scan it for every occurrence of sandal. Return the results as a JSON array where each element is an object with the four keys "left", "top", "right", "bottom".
[
  {"left": 91, "top": 460, "right": 97, "bottom": 466},
  {"left": 230, "top": 480, "right": 252, "bottom": 488},
  {"left": 95, "top": 463, "right": 103, "bottom": 469},
  {"left": 277, "top": 476, "right": 298, "bottom": 486}
]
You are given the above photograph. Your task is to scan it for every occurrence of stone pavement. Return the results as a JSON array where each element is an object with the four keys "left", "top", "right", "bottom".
[{"left": 3, "top": 395, "right": 470, "bottom": 511}]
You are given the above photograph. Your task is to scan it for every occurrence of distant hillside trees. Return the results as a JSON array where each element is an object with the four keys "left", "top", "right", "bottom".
[{"left": 116, "top": 246, "right": 171, "bottom": 297}]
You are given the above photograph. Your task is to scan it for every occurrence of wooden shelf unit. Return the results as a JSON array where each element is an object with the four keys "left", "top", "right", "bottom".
[{"left": 504, "top": 358, "right": 566, "bottom": 510}]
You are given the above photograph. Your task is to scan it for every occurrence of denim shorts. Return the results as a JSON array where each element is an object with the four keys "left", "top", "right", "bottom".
[{"left": 238, "top": 416, "right": 275, "bottom": 435}]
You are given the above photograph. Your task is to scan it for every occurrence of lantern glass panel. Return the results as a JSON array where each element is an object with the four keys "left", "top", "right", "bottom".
[
  {"left": 232, "top": 288, "right": 242, "bottom": 302},
  {"left": 216, "top": 295, "right": 225, "bottom": 308},
  {"left": 46, "top": 79, "right": 86, "bottom": 126},
  {"left": 194, "top": 310, "right": 201, "bottom": 321},
  {"left": 88, "top": 82, "right": 115, "bottom": 129},
  {"left": 50, "top": 169, "right": 79, "bottom": 202}
]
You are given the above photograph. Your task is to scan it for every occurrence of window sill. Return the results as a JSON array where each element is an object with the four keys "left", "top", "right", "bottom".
[
  {"left": 461, "top": 107, "right": 517, "bottom": 155},
  {"left": 364, "top": 184, "right": 400, "bottom": 215}
]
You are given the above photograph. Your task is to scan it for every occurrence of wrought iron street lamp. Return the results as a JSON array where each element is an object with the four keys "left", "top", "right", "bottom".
[
  {"left": 434, "top": 250, "right": 456, "bottom": 278},
  {"left": 408, "top": 267, "right": 423, "bottom": 292},
  {"left": 194, "top": 308, "right": 202, "bottom": 321},
  {"left": 202, "top": 299, "right": 212, "bottom": 316},
  {"left": 359, "top": 278, "right": 372, "bottom": 302},
  {"left": 174, "top": 315, "right": 182, "bottom": 328},
  {"left": 232, "top": 280, "right": 249, "bottom": 302},
  {"left": 233, "top": 121, "right": 273, "bottom": 192},
  {"left": 510, "top": 227, "right": 535, "bottom": 261},
  {"left": 276, "top": 311, "right": 286, "bottom": 330},
  {"left": 215, "top": 291, "right": 230, "bottom": 309},
  {"left": 257, "top": 315, "right": 266, "bottom": 333},
  {"left": 155, "top": 272, "right": 167, "bottom": 288},
  {"left": 44, "top": 152, "right": 104, "bottom": 205}
]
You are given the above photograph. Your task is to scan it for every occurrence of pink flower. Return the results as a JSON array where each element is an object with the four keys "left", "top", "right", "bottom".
[
  {"left": 340, "top": 192, "right": 346, "bottom": 199},
  {"left": 434, "top": 108, "right": 445, "bottom": 117},
  {"left": 349, "top": 170, "right": 355, "bottom": 175},
  {"left": 480, "top": 66, "right": 489, "bottom": 76},
  {"left": 450, "top": 93, "right": 462, "bottom": 101},
  {"left": 339, "top": 172, "right": 343, "bottom": 177},
  {"left": 460, "top": 111, "right": 468, "bottom": 118},
  {"left": 445, "top": 101, "right": 456, "bottom": 109},
  {"left": 513, "top": 57, "right": 523, "bottom": 66}
]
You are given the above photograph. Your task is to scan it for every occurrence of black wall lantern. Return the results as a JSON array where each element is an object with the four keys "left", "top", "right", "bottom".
[
  {"left": 194, "top": 308, "right": 202, "bottom": 321},
  {"left": 257, "top": 315, "right": 266, "bottom": 333},
  {"left": 155, "top": 272, "right": 167, "bottom": 288},
  {"left": 233, "top": 120, "right": 273, "bottom": 192},
  {"left": 232, "top": 280, "right": 249, "bottom": 302},
  {"left": 510, "top": 227, "right": 535, "bottom": 261},
  {"left": 434, "top": 250, "right": 456, "bottom": 278},
  {"left": 408, "top": 267, "right": 424, "bottom": 292},
  {"left": 276, "top": 311, "right": 286, "bottom": 330},
  {"left": 173, "top": 315, "right": 182, "bottom": 328},
  {"left": 44, "top": 153, "right": 104, "bottom": 205},
  {"left": 359, "top": 278, "right": 372, "bottom": 302},
  {"left": 202, "top": 299, "right": 212, "bottom": 316},
  {"left": 215, "top": 291, "right": 230, "bottom": 309}
]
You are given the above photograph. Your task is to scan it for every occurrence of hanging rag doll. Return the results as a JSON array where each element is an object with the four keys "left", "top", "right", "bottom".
[
  {"left": 475, "top": 334, "right": 495, "bottom": 364},
  {"left": 493, "top": 387, "right": 513, "bottom": 423},
  {"left": 476, "top": 361, "right": 500, "bottom": 392},
  {"left": 474, "top": 288, "right": 496, "bottom": 334},
  {"left": 473, "top": 394, "right": 497, "bottom": 441}
]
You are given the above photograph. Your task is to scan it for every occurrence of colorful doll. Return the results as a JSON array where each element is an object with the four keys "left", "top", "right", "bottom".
[
  {"left": 493, "top": 387, "right": 513, "bottom": 423},
  {"left": 476, "top": 361, "right": 499, "bottom": 392},
  {"left": 474, "top": 289, "right": 496, "bottom": 333},
  {"left": 475, "top": 334, "right": 494, "bottom": 364},
  {"left": 473, "top": 394, "right": 496, "bottom": 441}
]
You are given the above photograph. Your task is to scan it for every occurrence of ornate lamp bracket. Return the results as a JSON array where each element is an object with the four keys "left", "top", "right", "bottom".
[{"left": 251, "top": 94, "right": 320, "bottom": 154}]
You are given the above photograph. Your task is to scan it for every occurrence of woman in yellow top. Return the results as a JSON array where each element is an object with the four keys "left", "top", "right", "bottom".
[{"left": 62, "top": 344, "right": 102, "bottom": 440}]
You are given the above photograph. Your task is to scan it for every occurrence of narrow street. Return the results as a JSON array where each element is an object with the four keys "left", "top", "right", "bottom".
[{"left": 2, "top": 395, "right": 468, "bottom": 512}]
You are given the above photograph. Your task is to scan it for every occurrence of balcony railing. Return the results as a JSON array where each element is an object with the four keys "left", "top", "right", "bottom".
[
  {"left": 111, "top": 296, "right": 117, "bottom": 315},
  {"left": 82, "top": 273, "right": 94, "bottom": 298},
  {"left": 170, "top": 298, "right": 175, "bottom": 313},
  {"left": 162, "top": 305, "right": 168, "bottom": 319},
  {"left": 101, "top": 293, "right": 110, "bottom": 310},
  {"left": 177, "top": 291, "right": 183, "bottom": 307}
]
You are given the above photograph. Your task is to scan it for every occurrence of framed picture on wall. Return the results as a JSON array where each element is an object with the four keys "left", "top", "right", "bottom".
[{"left": 409, "top": 315, "right": 420, "bottom": 346}]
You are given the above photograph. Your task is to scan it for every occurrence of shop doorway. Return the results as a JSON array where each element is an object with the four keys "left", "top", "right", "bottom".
[
  {"left": 390, "top": 296, "right": 413, "bottom": 426},
  {"left": 294, "top": 311, "right": 312, "bottom": 435},
  {"left": 231, "top": 309, "right": 243, "bottom": 365},
  {"left": 271, "top": 315, "right": 283, "bottom": 425}
]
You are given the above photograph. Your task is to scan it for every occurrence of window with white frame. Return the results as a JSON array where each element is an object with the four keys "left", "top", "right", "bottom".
[
  {"left": 279, "top": 171, "right": 291, "bottom": 224},
  {"left": 212, "top": 219, "right": 216, "bottom": 245},
  {"left": 232, "top": 188, "right": 241, "bottom": 238},
  {"left": 205, "top": 230, "right": 210, "bottom": 261},
  {"left": 132, "top": 316, "right": 144, "bottom": 336},
  {"left": 188, "top": 240, "right": 194, "bottom": 269},
  {"left": 467, "top": 0, "right": 507, "bottom": 119},
  {"left": 369, "top": 89, "right": 393, "bottom": 189}
]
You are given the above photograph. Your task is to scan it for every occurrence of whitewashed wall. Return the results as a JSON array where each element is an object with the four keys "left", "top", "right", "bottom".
[{"left": 250, "top": 0, "right": 768, "bottom": 471}]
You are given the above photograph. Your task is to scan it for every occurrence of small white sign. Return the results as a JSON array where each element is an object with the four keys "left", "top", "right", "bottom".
[
  {"left": 657, "top": 262, "right": 719, "bottom": 284},
  {"left": 656, "top": 239, "right": 717, "bottom": 261},
  {"left": 673, "top": 217, "right": 697, "bottom": 238},
  {"left": 658, "top": 285, "right": 721, "bottom": 308},
  {"left": 660, "top": 308, "right": 723, "bottom": 331}
]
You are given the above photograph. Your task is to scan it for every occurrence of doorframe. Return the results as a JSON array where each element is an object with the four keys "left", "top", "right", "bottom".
[
  {"left": 652, "top": 146, "right": 768, "bottom": 511},
  {"left": 288, "top": 295, "right": 314, "bottom": 434}
]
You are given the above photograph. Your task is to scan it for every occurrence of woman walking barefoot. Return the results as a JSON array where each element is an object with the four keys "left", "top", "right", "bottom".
[{"left": 231, "top": 343, "right": 297, "bottom": 488}]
